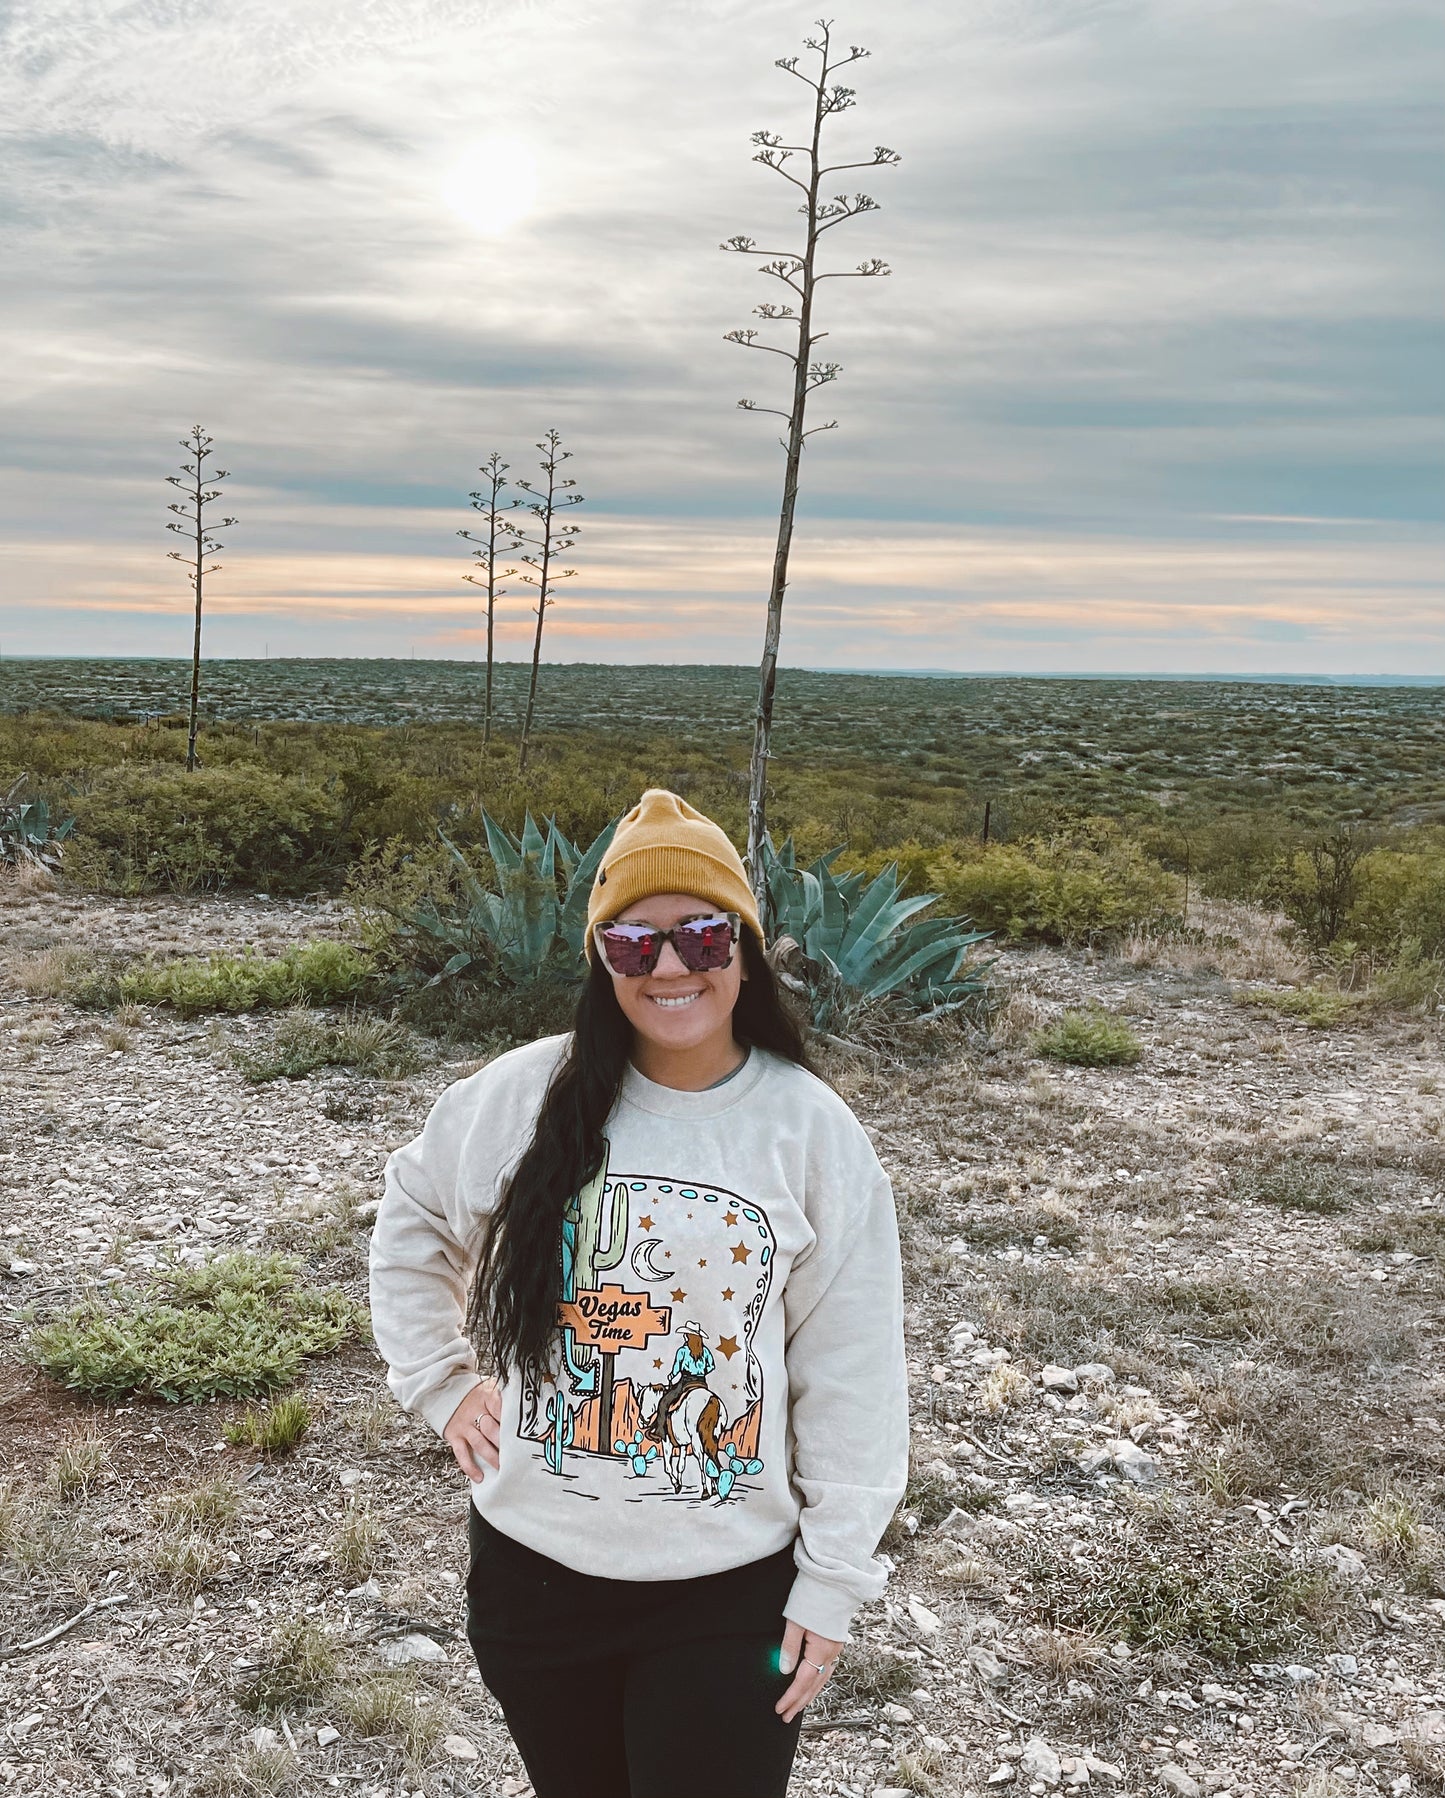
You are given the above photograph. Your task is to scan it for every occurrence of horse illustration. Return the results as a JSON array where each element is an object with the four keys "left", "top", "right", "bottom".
[{"left": 635, "top": 1382, "right": 726, "bottom": 1499}]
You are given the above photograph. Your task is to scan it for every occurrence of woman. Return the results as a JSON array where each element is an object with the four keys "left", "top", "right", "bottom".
[{"left": 368, "top": 789, "right": 909, "bottom": 1798}]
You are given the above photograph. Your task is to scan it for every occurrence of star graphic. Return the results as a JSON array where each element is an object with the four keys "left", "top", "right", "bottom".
[
  {"left": 716, "top": 1335, "right": 740, "bottom": 1361},
  {"left": 730, "top": 1242, "right": 752, "bottom": 1264},
  {"left": 720, "top": 1287, "right": 734, "bottom": 1302},
  {"left": 653, "top": 1357, "right": 663, "bottom": 1369},
  {"left": 671, "top": 1287, "right": 687, "bottom": 1302},
  {"left": 697, "top": 1258, "right": 707, "bottom": 1268},
  {"left": 723, "top": 1214, "right": 739, "bottom": 1228},
  {"left": 639, "top": 1215, "right": 655, "bottom": 1232}
]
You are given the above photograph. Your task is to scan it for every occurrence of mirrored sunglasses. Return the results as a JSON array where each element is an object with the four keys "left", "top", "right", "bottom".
[{"left": 594, "top": 911, "right": 741, "bottom": 977}]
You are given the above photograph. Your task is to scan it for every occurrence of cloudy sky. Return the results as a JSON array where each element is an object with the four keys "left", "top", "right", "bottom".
[{"left": 1, "top": 0, "right": 1440, "bottom": 673}]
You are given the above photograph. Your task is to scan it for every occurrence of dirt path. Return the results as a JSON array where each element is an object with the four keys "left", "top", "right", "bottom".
[{"left": 2, "top": 884, "right": 1442, "bottom": 1798}]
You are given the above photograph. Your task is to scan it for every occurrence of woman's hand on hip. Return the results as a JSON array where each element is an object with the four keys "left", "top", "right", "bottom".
[
  {"left": 775, "top": 1618, "right": 844, "bottom": 1723},
  {"left": 442, "top": 1378, "right": 502, "bottom": 1482}
]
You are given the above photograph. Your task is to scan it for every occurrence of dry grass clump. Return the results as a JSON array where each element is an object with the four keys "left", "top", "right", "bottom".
[
  {"left": 152, "top": 1473, "right": 244, "bottom": 1531},
  {"left": 982, "top": 1261, "right": 1415, "bottom": 1376},
  {"left": 51, "top": 1427, "right": 109, "bottom": 1500},
  {"left": 154, "top": 1528, "right": 228, "bottom": 1597},
  {"left": 336, "top": 1667, "right": 446, "bottom": 1767},
  {"left": 331, "top": 1500, "right": 390, "bottom": 1580},
  {"left": 1226, "top": 1151, "right": 1370, "bottom": 1217},
  {"left": 1024, "top": 1624, "right": 1109, "bottom": 1681},
  {"left": 977, "top": 1362, "right": 1032, "bottom": 1416},
  {"left": 961, "top": 1199, "right": 1083, "bottom": 1252},
  {"left": 224, "top": 1393, "right": 315, "bottom": 1454},
  {"left": 237, "top": 1615, "right": 340, "bottom": 1713},
  {"left": 813, "top": 1640, "right": 917, "bottom": 1715},
  {"left": 1350, "top": 1208, "right": 1445, "bottom": 1263},
  {"left": 188, "top": 1742, "right": 298, "bottom": 1797},
  {"left": 0, "top": 1478, "right": 77, "bottom": 1572},
  {"left": 892, "top": 1743, "right": 945, "bottom": 1794},
  {"left": 1120, "top": 902, "right": 1307, "bottom": 984}
]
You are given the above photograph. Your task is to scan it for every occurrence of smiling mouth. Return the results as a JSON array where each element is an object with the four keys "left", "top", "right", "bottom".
[{"left": 647, "top": 991, "right": 703, "bottom": 1009}]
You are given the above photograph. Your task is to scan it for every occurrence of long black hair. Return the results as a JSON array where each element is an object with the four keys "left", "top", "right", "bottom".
[{"left": 464, "top": 926, "right": 815, "bottom": 1392}]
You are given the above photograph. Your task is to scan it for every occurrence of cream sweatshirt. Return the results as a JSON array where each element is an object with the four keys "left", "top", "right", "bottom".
[{"left": 366, "top": 1033, "right": 909, "bottom": 1643}]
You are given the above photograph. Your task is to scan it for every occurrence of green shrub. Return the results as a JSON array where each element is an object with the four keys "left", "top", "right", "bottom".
[
  {"left": 29, "top": 1251, "right": 367, "bottom": 1403},
  {"left": 65, "top": 762, "right": 344, "bottom": 894},
  {"left": 1362, "top": 938, "right": 1445, "bottom": 1013},
  {"left": 1031, "top": 1009, "right": 1142, "bottom": 1066},
  {"left": 916, "top": 824, "right": 1181, "bottom": 944},
  {"left": 1339, "top": 847, "right": 1445, "bottom": 957},
  {"left": 104, "top": 940, "right": 372, "bottom": 1016}
]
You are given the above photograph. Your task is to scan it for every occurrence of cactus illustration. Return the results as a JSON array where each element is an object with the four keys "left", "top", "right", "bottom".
[
  {"left": 559, "top": 1147, "right": 630, "bottom": 1396},
  {"left": 543, "top": 1391, "right": 575, "bottom": 1474}
]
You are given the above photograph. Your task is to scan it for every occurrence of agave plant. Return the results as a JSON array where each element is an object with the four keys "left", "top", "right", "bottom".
[
  {"left": 0, "top": 778, "right": 74, "bottom": 871},
  {"left": 759, "top": 837, "right": 992, "bottom": 1036},
  {"left": 402, "top": 811, "right": 616, "bottom": 989}
]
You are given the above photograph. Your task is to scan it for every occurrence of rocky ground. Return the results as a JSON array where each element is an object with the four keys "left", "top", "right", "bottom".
[{"left": 1, "top": 879, "right": 1442, "bottom": 1798}]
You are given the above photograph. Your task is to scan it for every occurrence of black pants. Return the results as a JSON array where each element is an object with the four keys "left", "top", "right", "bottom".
[{"left": 465, "top": 1501, "right": 804, "bottom": 1798}]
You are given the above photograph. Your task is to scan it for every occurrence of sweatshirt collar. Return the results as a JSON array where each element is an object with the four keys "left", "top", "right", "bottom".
[{"left": 618, "top": 1044, "right": 772, "bottom": 1118}]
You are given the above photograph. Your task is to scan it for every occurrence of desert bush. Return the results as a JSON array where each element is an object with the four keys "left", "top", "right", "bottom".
[
  {"left": 1269, "top": 824, "right": 1372, "bottom": 951},
  {"left": 29, "top": 1251, "right": 366, "bottom": 1403},
  {"left": 1337, "top": 843, "right": 1445, "bottom": 958},
  {"left": 919, "top": 823, "right": 1181, "bottom": 944},
  {"left": 65, "top": 761, "right": 344, "bottom": 893},
  {"left": 1032, "top": 1009, "right": 1142, "bottom": 1066},
  {"left": 86, "top": 940, "right": 373, "bottom": 1016}
]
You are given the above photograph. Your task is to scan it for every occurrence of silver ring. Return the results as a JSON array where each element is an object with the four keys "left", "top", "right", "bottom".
[{"left": 805, "top": 1656, "right": 831, "bottom": 1674}]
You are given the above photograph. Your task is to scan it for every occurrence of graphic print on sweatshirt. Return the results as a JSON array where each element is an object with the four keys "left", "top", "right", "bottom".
[{"left": 516, "top": 1145, "right": 773, "bottom": 1507}]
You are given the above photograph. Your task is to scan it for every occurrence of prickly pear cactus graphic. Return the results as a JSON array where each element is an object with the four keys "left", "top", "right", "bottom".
[
  {"left": 560, "top": 1147, "right": 630, "bottom": 1396},
  {"left": 543, "top": 1392, "right": 575, "bottom": 1474}
]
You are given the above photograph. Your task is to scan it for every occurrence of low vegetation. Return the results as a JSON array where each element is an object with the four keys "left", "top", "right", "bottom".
[
  {"left": 1031, "top": 1009, "right": 1142, "bottom": 1066},
  {"left": 229, "top": 1009, "right": 425, "bottom": 1083},
  {"left": 28, "top": 1251, "right": 368, "bottom": 1403},
  {"left": 1025, "top": 1496, "right": 1336, "bottom": 1662}
]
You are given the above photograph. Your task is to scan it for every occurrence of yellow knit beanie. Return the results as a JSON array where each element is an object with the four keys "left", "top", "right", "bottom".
[{"left": 584, "top": 788, "right": 764, "bottom": 963}]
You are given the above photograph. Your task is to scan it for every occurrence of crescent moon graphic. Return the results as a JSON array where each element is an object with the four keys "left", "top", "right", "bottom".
[{"left": 630, "top": 1238, "right": 670, "bottom": 1282}]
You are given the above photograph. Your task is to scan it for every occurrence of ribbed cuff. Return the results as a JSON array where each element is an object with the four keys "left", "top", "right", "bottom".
[
  {"left": 418, "top": 1372, "right": 487, "bottom": 1440},
  {"left": 781, "top": 1571, "right": 860, "bottom": 1646}
]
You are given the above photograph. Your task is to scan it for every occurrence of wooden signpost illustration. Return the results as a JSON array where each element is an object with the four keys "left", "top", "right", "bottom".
[{"left": 556, "top": 1283, "right": 672, "bottom": 1453}]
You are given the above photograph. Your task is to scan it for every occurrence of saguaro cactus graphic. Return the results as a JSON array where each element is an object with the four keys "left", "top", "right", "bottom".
[
  {"left": 559, "top": 1149, "right": 629, "bottom": 1395},
  {"left": 543, "top": 1392, "right": 575, "bottom": 1474}
]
